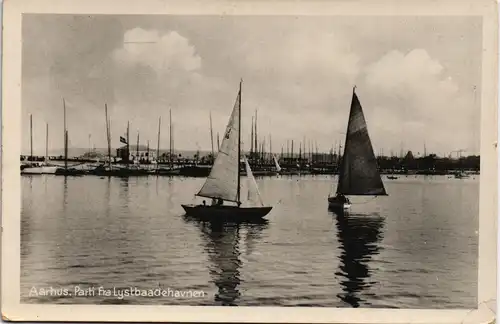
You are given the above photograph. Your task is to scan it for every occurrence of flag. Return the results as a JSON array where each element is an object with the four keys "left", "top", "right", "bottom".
[{"left": 120, "top": 136, "right": 127, "bottom": 144}]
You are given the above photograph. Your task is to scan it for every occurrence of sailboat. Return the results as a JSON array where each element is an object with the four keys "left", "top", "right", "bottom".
[
  {"left": 182, "top": 80, "right": 273, "bottom": 221},
  {"left": 22, "top": 118, "right": 58, "bottom": 175},
  {"left": 328, "top": 87, "right": 387, "bottom": 211},
  {"left": 272, "top": 154, "right": 282, "bottom": 174}
]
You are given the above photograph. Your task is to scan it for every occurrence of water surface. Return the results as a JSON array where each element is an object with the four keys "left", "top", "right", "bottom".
[{"left": 21, "top": 174, "right": 478, "bottom": 308}]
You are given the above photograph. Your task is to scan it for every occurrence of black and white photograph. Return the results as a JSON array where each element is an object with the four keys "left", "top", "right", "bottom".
[{"left": 2, "top": 0, "right": 497, "bottom": 323}]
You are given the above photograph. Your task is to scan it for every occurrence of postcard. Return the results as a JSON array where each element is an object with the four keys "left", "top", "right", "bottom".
[{"left": 2, "top": 0, "right": 497, "bottom": 322}]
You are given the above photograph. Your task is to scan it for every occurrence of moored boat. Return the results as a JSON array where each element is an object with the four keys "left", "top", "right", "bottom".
[{"left": 21, "top": 163, "right": 58, "bottom": 175}]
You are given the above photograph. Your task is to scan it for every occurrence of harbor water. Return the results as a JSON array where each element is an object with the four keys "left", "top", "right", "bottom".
[{"left": 21, "top": 174, "right": 478, "bottom": 308}]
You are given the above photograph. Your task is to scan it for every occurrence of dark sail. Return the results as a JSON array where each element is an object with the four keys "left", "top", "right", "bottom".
[{"left": 337, "top": 88, "right": 387, "bottom": 196}]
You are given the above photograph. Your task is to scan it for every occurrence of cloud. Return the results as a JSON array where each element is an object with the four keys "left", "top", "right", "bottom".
[
  {"left": 244, "top": 29, "right": 359, "bottom": 81},
  {"left": 361, "top": 49, "right": 478, "bottom": 155},
  {"left": 112, "top": 28, "right": 202, "bottom": 73},
  {"left": 21, "top": 16, "right": 481, "bottom": 155},
  {"left": 110, "top": 28, "right": 211, "bottom": 108},
  {"left": 89, "top": 28, "right": 233, "bottom": 151},
  {"left": 228, "top": 26, "right": 363, "bottom": 146}
]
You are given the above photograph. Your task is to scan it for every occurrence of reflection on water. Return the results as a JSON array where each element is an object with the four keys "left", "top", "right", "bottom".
[
  {"left": 331, "top": 211, "right": 384, "bottom": 307},
  {"left": 21, "top": 175, "right": 478, "bottom": 308},
  {"left": 63, "top": 177, "right": 68, "bottom": 212},
  {"left": 184, "top": 216, "right": 268, "bottom": 305}
]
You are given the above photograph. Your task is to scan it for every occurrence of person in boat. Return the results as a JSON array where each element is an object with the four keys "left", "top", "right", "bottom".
[
  {"left": 217, "top": 198, "right": 223, "bottom": 206},
  {"left": 202, "top": 200, "right": 206, "bottom": 206},
  {"left": 211, "top": 198, "right": 217, "bottom": 206},
  {"left": 336, "top": 193, "right": 350, "bottom": 204}
]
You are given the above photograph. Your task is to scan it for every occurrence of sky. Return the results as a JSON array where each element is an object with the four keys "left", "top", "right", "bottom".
[{"left": 22, "top": 14, "right": 482, "bottom": 157}]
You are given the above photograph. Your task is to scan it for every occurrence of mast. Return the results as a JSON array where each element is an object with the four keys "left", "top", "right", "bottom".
[
  {"left": 237, "top": 79, "right": 242, "bottom": 206},
  {"left": 169, "top": 109, "right": 172, "bottom": 168},
  {"left": 157, "top": 117, "right": 161, "bottom": 168},
  {"left": 217, "top": 132, "right": 220, "bottom": 150},
  {"left": 136, "top": 131, "right": 140, "bottom": 162},
  {"left": 88, "top": 134, "right": 91, "bottom": 154},
  {"left": 291, "top": 140, "right": 294, "bottom": 161},
  {"left": 172, "top": 124, "right": 175, "bottom": 165},
  {"left": 337, "top": 141, "right": 342, "bottom": 165},
  {"left": 250, "top": 116, "right": 254, "bottom": 159},
  {"left": 269, "top": 134, "right": 272, "bottom": 164},
  {"left": 63, "top": 99, "right": 68, "bottom": 170},
  {"left": 309, "top": 141, "right": 312, "bottom": 164},
  {"left": 262, "top": 137, "right": 266, "bottom": 164},
  {"left": 65, "top": 130, "right": 68, "bottom": 169},
  {"left": 315, "top": 141, "right": 318, "bottom": 164},
  {"left": 147, "top": 140, "right": 150, "bottom": 162},
  {"left": 303, "top": 136, "right": 306, "bottom": 162},
  {"left": 105, "top": 103, "right": 111, "bottom": 169},
  {"left": 299, "top": 140, "right": 302, "bottom": 162},
  {"left": 254, "top": 110, "right": 258, "bottom": 161},
  {"left": 127, "top": 121, "right": 130, "bottom": 166},
  {"left": 30, "top": 114, "right": 33, "bottom": 161},
  {"left": 46, "top": 123, "right": 49, "bottom": 162},
  {"left": 210, "top": 111, "right": 214, "bottom": 158}
]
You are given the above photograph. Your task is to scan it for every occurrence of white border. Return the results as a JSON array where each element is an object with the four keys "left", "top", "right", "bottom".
[{"left": 2, "top": 0, "right": 497, "bottom": 322}]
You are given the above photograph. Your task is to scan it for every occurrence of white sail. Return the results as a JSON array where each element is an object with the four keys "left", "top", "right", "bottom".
[
  {"left": 244, "top": 156, "right": 264, "bottom": 206},
  {"left": 197, "top": 88, "right": 241, "bottom": 203},
  {"left": 273, "top": 154, "right": 282, "bottom": 172}
]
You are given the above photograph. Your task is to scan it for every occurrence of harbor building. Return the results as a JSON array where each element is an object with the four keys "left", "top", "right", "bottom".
[{"left": 116, "top": 145, "right": 157, "bottom": 163}]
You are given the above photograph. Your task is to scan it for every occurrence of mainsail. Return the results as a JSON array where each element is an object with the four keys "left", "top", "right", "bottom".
[
  {"left": 273, "top": 154, "right": 282, "bottom": 172},
  {"left": 244, "top": 156, "right": 264, "bottom": 206},
  {"left": 197, "top": 85, "right": 241, "bottom": 203},
  {"left": 336, "top": 88, "right": 387, "bottom": 196}
]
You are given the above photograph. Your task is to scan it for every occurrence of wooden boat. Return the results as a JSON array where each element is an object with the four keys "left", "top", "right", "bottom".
[
  {"left": 178, "top": 165, "right": 211, "bottom": 177},
  {"left": 153, "top": 167, "right": 181, "bottom": 176},
  {"left": 387, "top": 175, "right": 398, "bottom": 180},
  {"left": 89, "top": 164, "right": 150, "bottom": 177},
  {"left": 22, "top": 162, "right": 58, "bottom": 175},
  {"left": 182, "top": 80, "right": 273, "bottom": 221},
  {"left": 328, "top": 87, "right": 388, "bottom": 212},
  {"left": 21, "top": 117, "right": 58, "bottom": 175}
]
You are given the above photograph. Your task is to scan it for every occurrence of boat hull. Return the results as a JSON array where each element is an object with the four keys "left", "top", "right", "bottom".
[
  {"left": 21, "top": 166, "right": 58, "bottom": 174},
  {"left": 54, "top": 168, "right": 87, "bottom": 176},
  {"left": 178, "top": 166, "right": 212, "bottom": 177},
  {"left": 154, "top": 168, "right": 181, "bottom": 176},
  {"left": 181, "top": 204, "right": 272, "bottom": 221},
  {"left": 328, "top": 197, "right": 351, "bottom": 211}
]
